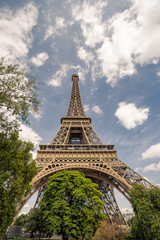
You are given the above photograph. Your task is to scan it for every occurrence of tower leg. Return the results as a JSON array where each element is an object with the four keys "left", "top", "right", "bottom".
[
  {"left": 99, "top": 182, "right": 126, "bottom": 225},
  {"left": 34, "top": 185, "right": 47, "bottom": 208}
]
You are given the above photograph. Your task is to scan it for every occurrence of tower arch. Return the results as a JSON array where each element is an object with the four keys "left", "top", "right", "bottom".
[{"left": 16, "top": 74, "right": 152, "bottom": 224}]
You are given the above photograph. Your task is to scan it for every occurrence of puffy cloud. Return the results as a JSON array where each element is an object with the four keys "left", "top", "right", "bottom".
[
  {"left": 109, "top": 0, "right": 160, "bottom": 83},
  {"left": 142, "top": 143, "right": 160, "bottom": 159},
  {"left": 31, "top": 109, "right": 43, "bottom": 120},
  {"left": 56, "top": 17, "right": 65, "bottom": 28},
  {"left": 44, "top": 17, "right": 73, "bottom": 41},
  {"left": 84, "top": 104, "right": 103, "bottom": 115},
  {"left": 115, "top": 102, "right": 149, "bottom": 129},
  {"left": 0, "top": 107, "right": 42, "bottom": 147},
  {"left": 73, "top": 1, "right": 107, "bottom": 47},
  {"left": 73, "top": 0, "right": 160, "bottom": 85},
  {"left": 84, "top": 104, "right": 90, "bottom": 113},
  {"left": 77, "top": 46, "right": 93, "bottom": 63},
  {"left": 143, "top": 162, "right": 160, "bottom": 172},
  {"left": 0, "top": 3, "right": 38, "bottom": 60},
  {"left": 97, "top": 0, "right": 160, "bottom": 84},
  {"left": 92, "top": 105, "right": 103, "bottom": 114},
  {"left": 47, "top": 64, "right": 71, "bottom": 87},
  {"left": 47, "top": 64, "right": 81, "bottom": 87},
  {"left": 31, "top": 52, "right": 49, "bottom": 66},
  {"left": 19, "top": 124, "right": 42, "bottom": 146},
  {"left": 157, "top": 71, "right": 160, "bottom": 77}
]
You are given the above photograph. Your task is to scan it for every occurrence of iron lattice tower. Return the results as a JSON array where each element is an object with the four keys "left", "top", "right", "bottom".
[{"left": 17, "top": 74, "right": 152, "bottom": 224}]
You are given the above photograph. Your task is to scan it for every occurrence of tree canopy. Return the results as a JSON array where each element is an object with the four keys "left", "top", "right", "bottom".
[
  {"left": 0, "top": 57, "right": 39, "bottom": 133},
  {"left": 0, "top": 132, "right": 37, "bottom": 238},
  {"left": 129, "top": 184, "right": 160, "bottom": 240},
  {"left": 14, "top": 208, "right": 43, "bottom": 238},
  {"left": 14, "top": 214, "right": 28, "bottom": 227},
  {"left": 40, "top": 170, "right": 106, "bottom": 240},
  {"left": 0, "top": 59, "right": 39, "bottom": 239},
  {"left": 24, "top": 208, "right": 43, "bottom": 238},
  {"left": 93, "top": 221, "right": 122, "bottom": 240}
]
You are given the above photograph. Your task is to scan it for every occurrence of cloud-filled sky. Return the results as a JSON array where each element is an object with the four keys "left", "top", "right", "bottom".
[{"left": 1, "top": 0, "right": 160, "bottom": 213}]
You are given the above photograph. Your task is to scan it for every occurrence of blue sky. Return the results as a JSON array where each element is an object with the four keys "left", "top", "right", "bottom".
[{"left": 1, "top": 0, "right": 160, "bottom": 214}]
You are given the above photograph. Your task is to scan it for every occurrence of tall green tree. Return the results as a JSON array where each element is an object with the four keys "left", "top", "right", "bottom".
[
  {"left": 0, "top": 133, "right": 37, "bottom": 238},
  {"left": 24, "top": 208, "right": 43, "bottom": 238},
  {"left": 40, "top": 171, "right": 106, "bottom": 240},
  {"left": 14, "top": 214, "right": 28, "bottom": 227},
  {"left": 0, "top": 58, "right": 39, "bottom": 239},
  {"left": 129, "top": 184, "right": 160, "bottom": 240}
]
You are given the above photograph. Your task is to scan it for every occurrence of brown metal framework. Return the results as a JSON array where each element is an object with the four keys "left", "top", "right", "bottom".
[{"left": 16, "top": 74, "right": 152, "bottom": 224}]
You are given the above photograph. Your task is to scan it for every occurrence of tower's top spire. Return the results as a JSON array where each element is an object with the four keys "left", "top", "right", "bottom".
[{"left": 66, "top": 74, "right": 86, "bottom": 117}]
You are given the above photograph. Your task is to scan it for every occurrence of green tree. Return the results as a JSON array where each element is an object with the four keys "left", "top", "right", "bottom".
[
  {"left": 24, "top": 208, "right": 43, "bottom": 238},
  {"left": 0, "top": 57, "right": 39, "bottom": 133},
  {"left": 129, "top": 184, "right": 160, "bottom": 240},
  {"left": 40, "top": 171, "right": 106, "bottom": 240},
  {"left": 0, "top": 132, "right": 37, "bottom": 238},
  {"left": 14, "top": 214, "right": 28, "bottom": 227},
  {"left": 0, "top": 59, "right": 39, "bottom": 239}
]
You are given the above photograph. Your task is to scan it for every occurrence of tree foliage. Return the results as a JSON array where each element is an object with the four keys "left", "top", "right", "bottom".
[
  {"left": 0, "top": 132, "right": 37, "bottom": 238},
  {"left": 0, "top": 59, "right": 39, "bottom": 239},
  {"left": 0, "top": 57, "right": 39, "bottom": 133},
  {"left": 14, "top": 214, "right": 28, "bottom": 227},
  {"left": 40, "top": 171, "right": 106, "bottom": 240},
  {"left": 93, "top": 221, "right": 122, "bottom": 240},
  {"left": 129, "top": 184, "right": 160, "bottom": 240},
  {"left": 24, "top": 208, "right": 43, "bottom": 238}
]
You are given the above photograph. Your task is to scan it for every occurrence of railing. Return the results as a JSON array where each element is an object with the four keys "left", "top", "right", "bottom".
[{"left": 38, "top": 144, "right": 115, "bottom": 151}]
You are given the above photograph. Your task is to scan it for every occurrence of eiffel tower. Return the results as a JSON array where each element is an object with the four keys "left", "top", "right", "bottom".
[{"left": 17, "top": 74, "right": 152, "bottom": 224}]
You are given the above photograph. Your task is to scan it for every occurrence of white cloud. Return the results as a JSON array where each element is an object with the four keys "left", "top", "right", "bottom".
[
  {"left": 100, "top": 0, "right": 160, "bottom": 84},
  {"left": 0, "top": 107, "right": 42, "bottom": 148},
  {"left": 73, "top": 0, "right": 160, "bottom": 85},
  {"left": 77, "top": 46, "right": 93, "bottom": 62},
  {"left": 142, "top": 143, "right": 160, "bottom": 159},
  {"left": 47, "top": 64, "right": 81, "bottom": 87},
  {"left": 44, "top": 26, "right": 55, "bottom": 41},
  {"left": 0, "top": 3, "right": 38, "bottom": 61},
  {"left": 44, "top": 16, "right": 73, "bottom": 41},
  {"left": 115, "top": 102, "right": 149, "bottom": 129},
  {"left": 19, "top": 124, "right": 42, "bottom": 146},
  {"left": 47, "top": 64, "right": 70, "bottom": 87},
  {"left": 77, "top": 47, "right": 93, "bottom": 81},
  {"left": 157, "top": 71, "right": 160, "bottom": 77},
  {"left": 92, "top": 105, "right": 103, "bottom": 114},
  {"left": 73, "top": 1, "right": 107, "bottom": 47},
  {"left": 31, "top": 52, "right": 48, "bottom": 66},
  {"left": 56, "top": 17, "right": 65, "bottom": 28},
  {"left": 78, "top": 67, "right": 89, "bottom": 83},
  {"left": 84, "top": 104, "right": 90, "bottom": 113},
  {"left": 78, "top": 70, "right": 86, "bottom": 83},
  {"left": 31, "top": 109, "right": 43, "bottom": 120},
  {"left": 143, "top": 162, "right": 160, "bottom": 172}
]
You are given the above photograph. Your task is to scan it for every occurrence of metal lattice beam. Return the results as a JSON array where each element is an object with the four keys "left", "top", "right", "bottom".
[
  {"left": 16, "top": 74, "right": 153, "bottom": 225},
  {"left": 66, "top": 74, "right": 86, "bottom": 117}
]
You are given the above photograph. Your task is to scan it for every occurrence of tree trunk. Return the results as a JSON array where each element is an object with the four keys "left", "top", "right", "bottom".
[{"left": 62, "top": 235, "right": 68, "bottom": 240}]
